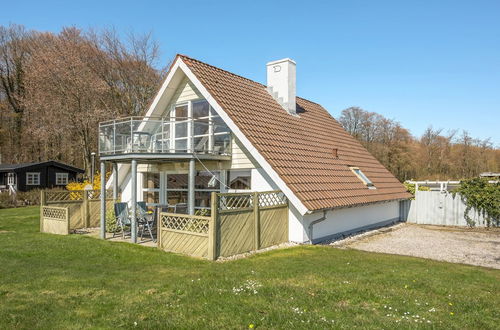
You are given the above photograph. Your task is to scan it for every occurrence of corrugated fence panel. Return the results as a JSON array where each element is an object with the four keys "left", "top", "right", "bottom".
[
  {"left": 218, "top": 210, "right": 254, "bottom": 257},
  {"left": 407, "top": 190, "right": 487, "bottom": 226}
]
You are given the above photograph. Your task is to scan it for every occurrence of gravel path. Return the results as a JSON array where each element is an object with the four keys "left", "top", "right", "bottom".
[{"left": 336, "top": 224, "right": 500, "bottom": 269}]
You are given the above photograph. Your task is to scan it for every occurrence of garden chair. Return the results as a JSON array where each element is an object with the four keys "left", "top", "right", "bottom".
[
  {"left": 113, "top": 202, "right": 131, "bottom": 239},
  {"left": 136, "top": 201, "right": 155, "bottom": 242}
]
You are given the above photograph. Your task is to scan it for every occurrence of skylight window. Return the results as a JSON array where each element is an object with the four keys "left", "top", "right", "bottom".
[{"left": 349, "top": 167, "right": 375, "bottom": 188}]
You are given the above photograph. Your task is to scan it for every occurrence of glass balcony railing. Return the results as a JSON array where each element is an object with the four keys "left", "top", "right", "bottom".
[{"left": 99, "top": 117, "right": 232, "bottom": 156}]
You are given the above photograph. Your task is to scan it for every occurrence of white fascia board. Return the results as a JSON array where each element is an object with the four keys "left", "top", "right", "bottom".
[
  {"left": 106, "top": 59, "right": 184, "bottom": 190},
  {"left": 144, "top": 58, "right": 182, "bottom": 118},
  {"left": 177, "top": 59, "right": 310, "bottom": 216}
]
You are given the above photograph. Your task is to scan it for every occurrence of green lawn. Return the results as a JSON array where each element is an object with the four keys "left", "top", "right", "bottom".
[{"left": 0, "top": 207, "right": 498, "bottom": 329}]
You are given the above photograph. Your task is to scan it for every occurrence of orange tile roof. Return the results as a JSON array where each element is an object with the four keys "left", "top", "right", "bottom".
[{"left": 179, "top": 55, "right": 412, "bottom": 211}]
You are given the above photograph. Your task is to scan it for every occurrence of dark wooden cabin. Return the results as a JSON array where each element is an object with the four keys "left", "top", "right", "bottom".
[{"left": 0, "top": 161, "right": 84, "bottom": 193}]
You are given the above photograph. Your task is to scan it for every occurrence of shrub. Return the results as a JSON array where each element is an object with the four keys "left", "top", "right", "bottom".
[
  {"left": 403, "top": 182, "right": 430, "bottom": 199},
  {"left": 0, "top": 189, "right": 43, "bottom": 208},
  {"left": 454, "top": 178, "right": 500, "bottom": 227},
  {"left": 106, "top": 210, "right": 121, "bottom": 233},
  {"left": 66, "top": 171, "right": 111, "bottom": 191},
  {"left": 0, "top": 193, "right": 16, "bottom": 209}
]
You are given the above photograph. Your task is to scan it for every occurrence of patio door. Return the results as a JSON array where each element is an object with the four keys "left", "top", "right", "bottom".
[{"left": 161, "top": 171, "right": 221, "bottom": 211}]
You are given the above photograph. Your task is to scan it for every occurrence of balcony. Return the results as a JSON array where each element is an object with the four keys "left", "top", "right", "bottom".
[{"left": 99, "top": 116, "right": 232, "bottom": 161}]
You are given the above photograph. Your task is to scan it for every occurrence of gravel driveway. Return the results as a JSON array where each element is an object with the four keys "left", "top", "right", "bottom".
[{"left": 333, "top": 223, "right": 500, "bottom": 269}]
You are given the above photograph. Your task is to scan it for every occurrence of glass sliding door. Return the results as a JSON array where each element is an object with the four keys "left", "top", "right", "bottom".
[{"left": 162, "top": 170, "right": 221, "bottom": 212}]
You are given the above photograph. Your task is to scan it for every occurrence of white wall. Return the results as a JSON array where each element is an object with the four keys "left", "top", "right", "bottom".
[{"left": 301, "top": 201, "right": 401, "bottom": 243}]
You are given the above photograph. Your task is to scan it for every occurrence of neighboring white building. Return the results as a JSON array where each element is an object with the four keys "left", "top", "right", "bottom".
[{"left": 101, "top": 55, "right": 410, "bottom": 244}]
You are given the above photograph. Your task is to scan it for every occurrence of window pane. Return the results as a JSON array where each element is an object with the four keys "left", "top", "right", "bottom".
[
  {"left": 167, "top": 174, "right": 188, "bottom": 189},
  {"left": 192, "top": 100, "right": 209, "bottom": 119},
  {"left": 143, "top": 191, "right": 159, "bottom": 205},
  {"left": 167, "top": 190, "right": 187, "bottom": 206},
  {"left": 175, "top": 139, "right": 187, "bottom": 152},
  {"left": 175, "top": 105, "right": 188, "bottom": 119},
  {"left": 175, "top": 122, "right": 187, "bottom": 138},
  {"left": 228, "top": 170, "right": 251, "bottom": 190},
  {"left": 196, "top": 171, "right": 220, "bottom": 190},
  {"left": 214, "top": 134, "right": 231, "bottom": 154},
  {"left": 193, "top": 119, "right": 209, "bottom": 136},
  {"left": 195, "top": 191, "right": 212, "bottom": 208},
  {"left": 213, "top": 116, "right": 229, "bottom": 133},
  {"left": 193, "top": 136, "right": 209, "bottom": 153},
  {"left": 142, "top": 173, "right": 160, "bottom": 189}
]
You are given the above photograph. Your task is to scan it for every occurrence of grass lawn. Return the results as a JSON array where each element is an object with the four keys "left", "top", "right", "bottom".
[{"left": 0, "top": 207, "right": 498, "bottom": 329}]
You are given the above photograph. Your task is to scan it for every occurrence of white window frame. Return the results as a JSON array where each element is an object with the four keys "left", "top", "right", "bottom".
[
  {"left": 349, "top": 167, "right": 375, "bottom": 189},
  {"left": 55, "top": 173, "right": 69, "bottom": 185},
  {"left": 26, "top": 172, "right": 41, "bottom": 186},
  {"left": 167, "top": 99, "right": 231, "bottom": 154}
]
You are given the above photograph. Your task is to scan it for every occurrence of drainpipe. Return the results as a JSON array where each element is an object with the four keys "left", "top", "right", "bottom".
[{"left": 308, "top": 210, "right": 327, "bottom": 244}]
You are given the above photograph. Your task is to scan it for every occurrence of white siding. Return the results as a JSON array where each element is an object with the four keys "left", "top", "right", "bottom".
[
  {"left": 297, "top": 201, "right": 401, "bottom": 243},
  {"left": 229, "top": 138, "right": 255, "bottom": 169},
  {"left": 163, "top": 77, "right": 203, "bottom": 115}
]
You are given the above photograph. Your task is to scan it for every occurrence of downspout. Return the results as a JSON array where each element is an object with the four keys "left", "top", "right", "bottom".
[{"left": 308, "top": 210, "right": 327, "bottom": 244}]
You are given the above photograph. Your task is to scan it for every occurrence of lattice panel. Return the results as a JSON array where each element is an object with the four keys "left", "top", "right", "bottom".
[
  {"left": 42, "top": 207, "right": 67, "bottom": 221},
  {"left": 87, "top": 190, "right": 114, "bottom": 200},
  {"left": 161, "top": 214, "right": 209, "bottom": 234},
  {"left": 258, "top": 191, "right": 287, "bottom": 207},
  {"left": 218, "top": 194, "right": 253, "bottom": 210},
  {"left": 46, "top": 191, "right": 83, "bottom": 202}
]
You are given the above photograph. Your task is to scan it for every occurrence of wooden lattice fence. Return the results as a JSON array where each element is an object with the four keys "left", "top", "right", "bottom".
[
  {"left": 157, "top": 190, "right": 288, "bottom": 260},
  {"left": 40, "top": 206, "right": 69, "bottom": 235},
  {"left": 40, "top": 189, "right": 116, "bottom": 234}
]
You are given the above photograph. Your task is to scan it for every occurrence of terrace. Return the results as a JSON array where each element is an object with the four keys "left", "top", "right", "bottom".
[{"left": 98, "top": 116, "right": 232, "bottom": 161}]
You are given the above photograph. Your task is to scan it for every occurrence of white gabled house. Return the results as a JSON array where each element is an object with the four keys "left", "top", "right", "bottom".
[{"left": 99, "top": 54, "right": 411, "bottom": 249}]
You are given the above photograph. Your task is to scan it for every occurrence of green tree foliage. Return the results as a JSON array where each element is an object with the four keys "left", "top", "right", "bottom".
[{"left": 453, "top": 178, "right": 500, "bottom": 227}]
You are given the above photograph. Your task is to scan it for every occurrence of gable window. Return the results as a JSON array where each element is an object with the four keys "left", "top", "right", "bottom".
[
  {"left": 349, "top": 167, "right": 375, "bottom": 188},
  {"left": 168, "top": 99, "right": 231, "bottom": 154},
  {"left": 26, "top": 172, "right": 40, "bottom": 185},
  {"left": 56, "top": 173, "right": 69, "bottom": 185},
  {"left": 227, "top": 170, "right": 251, "bottom": 190}
]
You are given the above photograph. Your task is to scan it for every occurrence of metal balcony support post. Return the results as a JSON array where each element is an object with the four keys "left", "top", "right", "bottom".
[
  {"left": 161, "top": 118, "right": 164, "bottom": 153},
  {"left": 131, "top": 159, "right": 138, "bottom": 243},
  {"left": 113, "top": 120, "right": 116, "bottom": 154},
  {"left": 100, "top": 161, "right": 106, "bottom": 239},
  {"left": 130, "top": 118, "right": 134, "bottom": 153},
  {"left": 188, "top": 158, "right": 195, "bottom": 215},
  {"left": 112, "top": 162, "right": 118, "bottom": 201}
]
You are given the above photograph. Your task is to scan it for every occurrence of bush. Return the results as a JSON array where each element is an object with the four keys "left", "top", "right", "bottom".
[
  {"left": 403, "top": 182, "right": 430, "bottom": 199},
  {"left": 454, "top": 178, "right": 500, "bottom": 227},
  {"left": 0, "top": 193, "right": 16, "bottom": 209},
  {"left": 0, "top": 189, "right": 43, "bottom": 209},
  {"left": 106, "top": 210, "right": 121, "bottom": 233},
  {"left": 66, "top": 171, "right": 111, "bottom": 191}
]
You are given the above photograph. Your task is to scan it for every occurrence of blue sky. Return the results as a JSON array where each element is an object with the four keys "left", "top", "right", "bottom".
[{"left": 2, "top": 0, "right": 499, "bottom": 144}]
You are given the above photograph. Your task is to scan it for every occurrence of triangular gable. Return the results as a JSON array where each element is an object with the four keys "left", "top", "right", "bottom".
[{"left": 144, "top": 56, "right": 310, "bottom": 215}]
